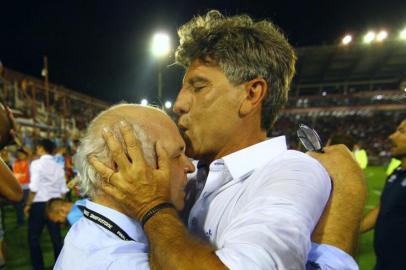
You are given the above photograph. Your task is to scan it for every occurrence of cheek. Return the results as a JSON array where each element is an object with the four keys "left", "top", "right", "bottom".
[
  {"left": 169, "top": 166, "right": 186, "bottom": 201},
  {"left": 170, "top": 170, "right": 184, "bottom": 192}
]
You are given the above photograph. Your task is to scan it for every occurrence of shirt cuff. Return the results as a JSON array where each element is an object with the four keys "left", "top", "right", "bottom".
[{"left": 307, "top": 243, "right": 359, "bottom": 270}]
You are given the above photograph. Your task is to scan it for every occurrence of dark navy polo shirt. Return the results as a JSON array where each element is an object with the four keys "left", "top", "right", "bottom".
[{"left": 374, "top": 166, "right": 406, "bottom": 270}]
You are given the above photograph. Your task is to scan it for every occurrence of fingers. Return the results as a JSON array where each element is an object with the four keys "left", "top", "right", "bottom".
[
  {"left": 88, "top": 155, "right": 116, "bottom": 181},
  {"left": 88, "top": 155, "right": 137, "bottom": 192},
  {"left": 306, "top": 150, "right": 320, "bottom": 159},
  {"left": 98, "top": 183, "right": 127, "bottom": 202},
  {"left": 119, "top": 120, "right": 146, "bottom": 167},
  {"left": 155, "top": 140, "right": 170, "bottom": 176},
  {"left": 102, "top": 128, "right": 131, "bottom": 171}
]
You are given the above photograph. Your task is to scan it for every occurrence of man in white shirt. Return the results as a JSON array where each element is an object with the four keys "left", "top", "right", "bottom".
[
  {"left": 24, "top": 139, "right": 68, "bottom": 270},
  {"left": 55, "top": 104, "right": 195, "bottom": 269},
  {"left": 91, "top": 10, "right": 366, "bottom": 270}
]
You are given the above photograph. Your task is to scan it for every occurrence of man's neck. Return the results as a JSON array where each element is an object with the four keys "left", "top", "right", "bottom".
[{"left": 92, "top": 194, "right": 127, "bottom": 215}]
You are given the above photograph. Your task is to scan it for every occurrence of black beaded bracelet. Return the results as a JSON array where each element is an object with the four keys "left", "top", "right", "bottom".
[{"left": 141, "top": 202, "right": 175, "bottom": 229}]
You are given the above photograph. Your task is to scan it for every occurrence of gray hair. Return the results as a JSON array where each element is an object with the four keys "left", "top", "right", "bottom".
[
  {"left": 175, "top": 10, "right": 297, "bottom": 130},
  {"left": 74, "top": 104, "right": 156, "bottom": 198}
]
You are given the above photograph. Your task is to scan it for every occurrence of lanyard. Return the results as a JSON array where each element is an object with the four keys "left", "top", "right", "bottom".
[{"left": 78, "top": 205, "right": 134, "bottom": 241}]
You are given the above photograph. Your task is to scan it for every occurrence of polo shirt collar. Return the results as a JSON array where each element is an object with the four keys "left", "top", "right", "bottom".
[
  {"left": 222, "top": 136, "right": 287, "bottom": 180},
  {"left": 85, "top": 200, "right": 146, "bottom": 243}
]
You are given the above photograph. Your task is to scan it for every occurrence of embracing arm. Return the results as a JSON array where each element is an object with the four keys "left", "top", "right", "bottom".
[
  {"left": 145, "top": 208, "right": 227, "bottom": 270},
  {"left": 309, "top": 144, "right": 367, "bottom": 256},
  {"left": 360, "top": 205, "right": 380, "bottom": 233}
]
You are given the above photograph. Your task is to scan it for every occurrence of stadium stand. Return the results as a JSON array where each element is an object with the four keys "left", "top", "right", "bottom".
[
  {"left": 0, "top": 41, "right": 405, "bottom": 165},
  {"left": 273, "top": 42, "right": 406, "bottom": 164},
  {"left": 0, "top": 66, "right": 109, "bottom": 148}
]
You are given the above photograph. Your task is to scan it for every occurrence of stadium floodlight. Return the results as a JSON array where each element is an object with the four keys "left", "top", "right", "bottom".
[
  {"left": 376, "top": 30, "right": 388, "bottom": 42},
  {"left": 363, "top": 31, "right": 376, "bottom": 44},
  {"left": 140, "top": 99, "right": 148, "bottom": 106},
  {"left": 151, "top": 32, "right": 171, "bottom": 99},
  {"left": 164, "top": 101, "right": 172, "bottom": 109},
  {"left": 342, "top": 35, "right": 352, "bottom": 45},
  {"left": 400, "top": 27, "right": 406, "bottom": 40},
  {"left": 151, "top": 33, "right": 171, "bottom": 57}
]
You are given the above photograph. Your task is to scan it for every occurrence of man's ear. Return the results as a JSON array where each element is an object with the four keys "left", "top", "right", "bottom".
[{"left": 239, "top": 78, "right": 268, "bottom": 116}]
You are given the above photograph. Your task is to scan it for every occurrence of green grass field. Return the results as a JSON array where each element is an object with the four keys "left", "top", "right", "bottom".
[{"left": 2, "top": 166, "right": 387, "bottom": 269}]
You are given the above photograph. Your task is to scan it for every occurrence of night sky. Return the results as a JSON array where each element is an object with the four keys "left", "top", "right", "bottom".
[{"left": 1, "top": 0, "right": 405, "bottom": 104}]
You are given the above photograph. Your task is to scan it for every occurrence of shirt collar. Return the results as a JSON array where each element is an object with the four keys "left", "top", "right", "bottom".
[
  {"left": 221, "top": 136, "right": 287, "bottom": 180},
  {"left": 85, "top": 200, "right": 146, "bottom": 243},
  {"left": 40, "top": 154, "right": 53, "bottom": 159}
]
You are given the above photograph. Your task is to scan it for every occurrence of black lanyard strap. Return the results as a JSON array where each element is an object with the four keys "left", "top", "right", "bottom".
[{"left": 78, "top": 205, "right": 134, "bottom": 241}]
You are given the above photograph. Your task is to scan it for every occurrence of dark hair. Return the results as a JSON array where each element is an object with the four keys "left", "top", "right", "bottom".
[
  {"left": 36, "top": 138, "right": 56, "bottom": 154},
  {"left": 45, "top": 198, "right": 65, "bottom": 215},
  {"left": 16, "top": 147, "right": 28, "bottom": 155},
  {"left": 176, "top": 10, "right": 297, "bottom": 131}
]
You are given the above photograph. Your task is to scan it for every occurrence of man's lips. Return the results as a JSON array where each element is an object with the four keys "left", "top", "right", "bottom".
[{"left": 178, "top": 123, "right": 189, "bottom": 137}]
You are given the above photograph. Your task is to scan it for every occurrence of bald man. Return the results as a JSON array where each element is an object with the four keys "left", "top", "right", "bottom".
[{"left": 55, "top": 103, "right": 195, "bottom": 269}]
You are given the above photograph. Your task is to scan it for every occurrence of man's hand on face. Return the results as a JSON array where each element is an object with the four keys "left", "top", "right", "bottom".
[
  {"left": 307, "top": 144, "right": 367, "bottom": 255},
  {"left": 88, "top": 120, "right": 172, "bottom": 221}
]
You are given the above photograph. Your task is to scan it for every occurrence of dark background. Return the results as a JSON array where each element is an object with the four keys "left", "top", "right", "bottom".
[{"left": 1, "top": 0, "right": 405, "bottom": 104}]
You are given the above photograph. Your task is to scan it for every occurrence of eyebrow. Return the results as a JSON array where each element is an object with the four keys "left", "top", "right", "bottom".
[{"left": 171, "top": 145, "right": 185, "bottom": 158}]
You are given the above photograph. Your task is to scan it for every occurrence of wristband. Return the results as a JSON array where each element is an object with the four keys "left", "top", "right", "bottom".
[{"left": 141, "top": 202, "right": 175, "bottom": 229}]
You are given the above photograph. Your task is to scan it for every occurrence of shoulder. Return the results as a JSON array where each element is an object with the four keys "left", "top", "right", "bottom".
[
  {"left": 250, "top": 150, "right": 331, "bottom": 193},
  {"left": 60, "top": 219, "right": 148, "bottom": 269},
  {"left": 260, "top": 150, "right": 328, "bottom": 177},
  {"left": 30, "top": 159, "right": 41, "bottom": 169}
]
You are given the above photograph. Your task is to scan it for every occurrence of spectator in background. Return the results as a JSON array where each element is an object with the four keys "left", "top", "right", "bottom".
[
  {"left": 13, "top": 147, "right": 30, "bottom": 225},
  {"left": 360, "top": 119, "right": 406, "bottom": 270},
  {"left": 24, "top": 139, "right": 68, "bottom": 270},
  {"left": 386, "top": 158, "right": 401, "bottom": 175},
  {"left": 54, "top": 146, "right": 66, "bottom": 169},
  {"left": 353, "top": 143, "right": 369, "bottom": 169},
  {"left": 46, "top": 198, "right": 86, "bottom": 225}
]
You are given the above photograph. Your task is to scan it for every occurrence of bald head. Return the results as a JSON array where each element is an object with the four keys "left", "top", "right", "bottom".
[
  {"left": 92, "top": 104, "right": 170, "bottom": 135},
  {"left": 74, "top": 103, "right": 175, "bottom": 198}
]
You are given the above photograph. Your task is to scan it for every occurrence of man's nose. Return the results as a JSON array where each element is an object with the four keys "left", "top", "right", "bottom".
[
  {"left": 184, "top": 158, "right": 195, "bottom": 174},
  {"left": 173, "top": 89, "right": 191, "bottom": 115}
]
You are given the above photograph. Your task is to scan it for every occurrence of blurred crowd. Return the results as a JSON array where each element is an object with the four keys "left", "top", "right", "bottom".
[{"left": 272, "top": 111, "right": 406, "bottom": 164}]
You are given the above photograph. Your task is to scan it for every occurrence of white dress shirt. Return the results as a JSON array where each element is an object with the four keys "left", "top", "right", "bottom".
[
  {"left": 54, "top": 200, "right": 149, "bottom": 270},
  {"left": 188, "top": 136, "right": 332, "bottom": 270},
  {"left": 29, "top": 154, "right": 68, "bottom": 202},
  {"left": 307, "top": 243, "right": 359, "bottom": 270}
]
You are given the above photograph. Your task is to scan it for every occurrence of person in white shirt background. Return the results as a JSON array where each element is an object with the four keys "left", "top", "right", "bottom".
[
  {"left": 24, "top": 138, "right": 68, "bottom": 270},
  {"left": 90, "top": 10, "right": 367, "bottom": 270}
]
